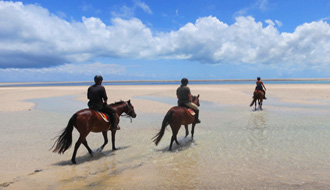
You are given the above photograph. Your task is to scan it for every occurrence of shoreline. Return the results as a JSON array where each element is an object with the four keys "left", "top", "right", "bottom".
[
  {"left": 1, "top": 83, "right": 330, "bottom": 113},
  {"left": 1, "top": 78, "right": 330, "bottom": 87}
]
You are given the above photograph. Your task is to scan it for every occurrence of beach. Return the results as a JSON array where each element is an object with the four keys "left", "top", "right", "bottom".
[{"left": 1, "top": 84, "right": 330, "bottom": 189}]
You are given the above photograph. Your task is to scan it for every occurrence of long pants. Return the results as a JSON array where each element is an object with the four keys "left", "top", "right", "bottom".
[{"left": 185, "top": 102, "right": 199, "bottom": 111}]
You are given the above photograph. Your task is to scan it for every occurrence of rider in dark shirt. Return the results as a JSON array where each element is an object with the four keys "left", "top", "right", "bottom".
[
  {"left": 176, "top": 78, "right": 201, "bottom": 124},
  {"left": 88, "top": 75, "right": 119, "bottom": 130},
  {"left": 255, "top": 77, "right": 267, "bottom": 99}
]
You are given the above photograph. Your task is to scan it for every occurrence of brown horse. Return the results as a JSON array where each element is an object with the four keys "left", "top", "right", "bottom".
[
  {"left": 250, "top": 90, "right": 264, "bottom": 110},
  {"left": 153, "top": 95, "right": 200, "bottom": 150},
  {"left": 51, "top": 100, "right": 136, "bottom": 164}
]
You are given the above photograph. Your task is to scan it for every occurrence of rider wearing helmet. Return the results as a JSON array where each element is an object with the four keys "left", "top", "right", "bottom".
[
  {"left": 255, "top": 77, "right": 267, "bottom": 99},
  {"left": 87, "top": 75, "right": 119, "bottom": 130},
  {"left": 176, "top": 78, "right": 201, "bottom": 123}
]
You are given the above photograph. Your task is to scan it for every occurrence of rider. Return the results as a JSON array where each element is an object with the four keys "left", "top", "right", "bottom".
[
  {"left": 255, "top": 77, "right": 267, "bottom": 99},
  {"left": 87, "top": 75, "right": 119, "bottom": 130},
  {"left": 176, "top": 78, "right": 201, "bottom": 124}
]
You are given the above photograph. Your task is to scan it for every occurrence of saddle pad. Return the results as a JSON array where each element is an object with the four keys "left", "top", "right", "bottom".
[
  {"left": 97, "top": 111, "right": 109, "bottom": 122},
  {"left": 187, "top": 108, "right": 195, "bottom": 116}
]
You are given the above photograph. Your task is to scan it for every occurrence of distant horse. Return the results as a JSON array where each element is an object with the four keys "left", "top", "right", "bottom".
[
  {"left": 153, "top": 95, "right": 200, "bottom": 150},
  {"left": 250, "top": 90, "right": 264, "bottom": 110},
  {"left": 52, "top": 100, "right": 136, "bottom": 164}
]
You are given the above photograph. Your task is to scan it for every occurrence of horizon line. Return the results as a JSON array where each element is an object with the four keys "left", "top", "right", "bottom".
[{"left": 1, "top": 78, "right": 330, "bottom": 85}]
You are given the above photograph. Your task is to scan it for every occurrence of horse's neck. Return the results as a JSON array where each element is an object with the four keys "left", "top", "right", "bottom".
[{"left": 112, "top": 104, "right": 126, "bottom": 115}]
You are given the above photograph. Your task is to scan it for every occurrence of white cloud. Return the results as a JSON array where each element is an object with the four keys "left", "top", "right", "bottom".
[
  {"left": 1, "top": 1, "right": 330, "bottom": 70},
  {"left": 111, "top": 5, "right": 134, "bottom": 18},
  {"left": 111, "top": 0, "right": 152, "bottom": 18},
  {"left": 265, "top": 19, "right": 275, "bottom": 26},
  {"left": 134, "top": 0, "right": 152, "bottom": 14},
  {"left": 0, "top": 62, "right": 126, "bottom": 82},
  {"left": 256, "top": 0, "right": 269, "bottom": 11},
  {"left": 234, "top": 0, "right": 269, "bottom": 17},
  {"left": 275, "top": 20, "right": 283, "bottom": 27}
]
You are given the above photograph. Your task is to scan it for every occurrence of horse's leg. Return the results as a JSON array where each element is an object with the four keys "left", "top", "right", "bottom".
[
  {"left": 254, "top": 100, "right": 257, "bottom": 110},
  {"left": 82, "top": 140, "right": 93, "bottom": 156},
  {"left": 184, "top": 125, "right": 189, "bottom": 138},
  {"left": 71, "top": 137, "right": 83, "bottom": 164},
  {"left": 111, "top": 130, "right": 117, "bottom": 151},
  {"left": 175, "top": 134, "right": 179, "bottom": 145},
  {"left": 98, "top": 131, "right": 108, "bottom": 152},
  {"left": 191, "top": 123, "right": 196, "bottom": 140},
  {"left": 169, "top": 124, "right": 179, "bottom": 151},
  {"left": 169, "top": 135, "right": 175, "bottom": 151}
]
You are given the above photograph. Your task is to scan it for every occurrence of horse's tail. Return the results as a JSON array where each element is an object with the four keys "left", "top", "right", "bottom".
[
  {"left": 250, "top": 98, "right": 256, "bottom": 107},
  {"left": 250, "top": 91, "right": 258, "bottom": 107},
  {"left": 51, "top": 113, "right": 77, "bottom": 154},
  {"left": 153, "top": 110, "right": 173, "bottom": 146}
]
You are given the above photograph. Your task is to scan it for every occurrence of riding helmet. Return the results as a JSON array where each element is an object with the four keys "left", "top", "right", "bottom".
[
  {"left": 181, "top": 78, "right": 189, "bottom": 85},
  {"left": 94, "top": 75, "right": 103, "bottom": 84}
]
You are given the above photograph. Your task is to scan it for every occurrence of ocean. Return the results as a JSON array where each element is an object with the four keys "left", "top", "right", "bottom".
[{"left": 1, "top": 79, "right": 330, "bottom": 87}]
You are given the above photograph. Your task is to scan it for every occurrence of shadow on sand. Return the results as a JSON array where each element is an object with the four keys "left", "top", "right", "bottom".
[
  {"left": 53, "top": 146, "right": 130, "bottom": 165},
  {"left": 156, "top": 137, "right": 197, "bottom": 152}
]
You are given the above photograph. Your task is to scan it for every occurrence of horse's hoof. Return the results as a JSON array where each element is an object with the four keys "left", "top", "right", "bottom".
[{"left": 72, "top": 160, "right": 76, "bottom": 164}]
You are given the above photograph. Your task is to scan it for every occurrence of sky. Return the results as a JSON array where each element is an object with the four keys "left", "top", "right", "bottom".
[{"left": 0, "top": 0, "right": 330, "bottom": 82}]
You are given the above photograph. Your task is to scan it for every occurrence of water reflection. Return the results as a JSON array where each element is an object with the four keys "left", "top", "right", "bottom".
[{"left": 246, "top": 112, "right": 268, "bottom": 154}]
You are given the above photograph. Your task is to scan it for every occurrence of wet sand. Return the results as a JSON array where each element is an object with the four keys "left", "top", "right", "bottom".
[{"left": 1, "top": 84, "right": 330, "bottom": 189}]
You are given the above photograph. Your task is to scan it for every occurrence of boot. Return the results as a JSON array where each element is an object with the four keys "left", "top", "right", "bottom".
[
  {"left": 110, "top": 113, "right": 120, "bottom": 130},
  {"left": 263, "top": 91, "right": 267, "bottom": 99},
  {"left": 194, "top": 110, "right": 201, "bottom": 124}
]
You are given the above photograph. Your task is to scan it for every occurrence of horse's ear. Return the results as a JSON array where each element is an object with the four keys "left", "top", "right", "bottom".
[
  {"left": 128, "top": 100, "right": 131, "bottom": 103},
  {"left": 197, "top": 94, "right": 200, "bottom": 98}
]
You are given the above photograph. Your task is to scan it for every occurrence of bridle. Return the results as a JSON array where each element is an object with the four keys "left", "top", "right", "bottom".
[{"left": 120, "top": 101, "right": 134, "bottom": 122}]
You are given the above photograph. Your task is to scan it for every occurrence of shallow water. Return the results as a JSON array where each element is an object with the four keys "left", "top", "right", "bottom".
[{"left": 1, "top": 95, "right": 330, "bottom": 189}]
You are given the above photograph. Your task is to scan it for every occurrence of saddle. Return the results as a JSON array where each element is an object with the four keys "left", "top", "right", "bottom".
[
  {"left": 254, "top": 89, "right": 262, "bottom": 93},
  {"left": 178, "top": 104, "right": 195, "bottom": 116},
  {"left": 186, "top": 108, "right": 195, "bottom": 116},
  {"left": 96, "top": 111, "right": 110, "bottom": 122}
]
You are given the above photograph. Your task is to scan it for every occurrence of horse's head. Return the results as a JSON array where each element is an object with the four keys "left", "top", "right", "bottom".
[
  {"left": 192, "top": 94, "right": 200, "bottom": 106},
  {"left": 125, "top": 100, "right": 137, "bottom": 118}
]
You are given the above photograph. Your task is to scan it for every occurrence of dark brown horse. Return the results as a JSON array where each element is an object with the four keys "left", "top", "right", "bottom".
[
  {"left": 52, "top": 100, "right": 136, "bottom": 164},
  {"left": 153, "top": 95, "right": 200, "bottom": 150},
  {"left": 250, "top": 90, "right": 264, "bottom": 110}
]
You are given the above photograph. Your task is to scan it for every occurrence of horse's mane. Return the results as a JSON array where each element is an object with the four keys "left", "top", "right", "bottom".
[{"left": 109, "top": 100, "right": 125, "bottom": 106}]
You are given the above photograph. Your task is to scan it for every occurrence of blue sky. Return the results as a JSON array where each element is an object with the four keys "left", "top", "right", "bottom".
[{"left": 0, "top": 0, "right": 330, "bottom": 82}]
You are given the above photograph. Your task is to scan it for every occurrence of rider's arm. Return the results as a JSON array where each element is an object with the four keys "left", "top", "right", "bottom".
[
  {"left": 87, "top": 87, "right": 91, "bottom": 99},
  {"left": 262, "top": 82, "right": 266, "bottom": 90},
  {"left": 102, "top": 86, "right": 108, "bottom": 104}
]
